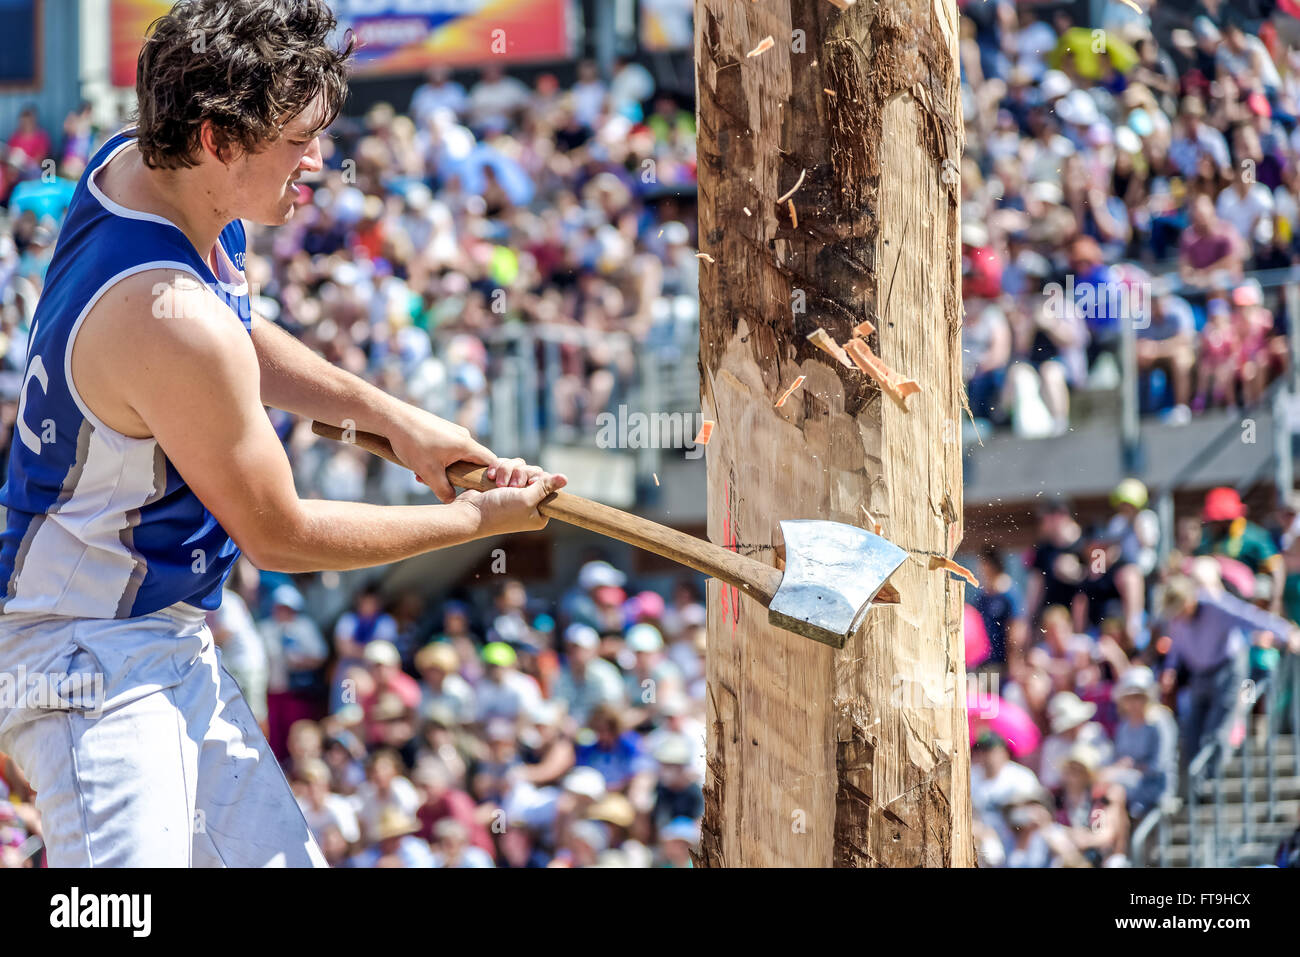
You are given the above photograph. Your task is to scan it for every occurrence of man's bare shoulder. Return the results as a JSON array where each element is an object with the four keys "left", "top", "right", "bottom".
[
  {"left": 73, "top": 269, "right": 257, "bottom": 436},
  {"left": 86, "top": 269, "right": 253, "bottom": 357}
]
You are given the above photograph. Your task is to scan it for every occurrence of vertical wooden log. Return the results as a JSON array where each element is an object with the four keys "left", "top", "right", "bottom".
[{"left": 695, "top": 0, "right": 973, "bottom": 866}]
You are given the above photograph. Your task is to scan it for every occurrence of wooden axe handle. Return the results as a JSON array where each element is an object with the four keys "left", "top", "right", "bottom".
[{"left": 311, "top": 421, "right": 786, "bottom": 606}]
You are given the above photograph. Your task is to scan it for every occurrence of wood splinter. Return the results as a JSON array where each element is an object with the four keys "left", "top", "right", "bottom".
[
  {"left": 775, "top": 374, "right": 806, "bottom": 408},
  {"left": 806, "top": 327, "right": 853, "bottom": 369},
  {"left": 852, "top": 319, "right": 875, "bottom": 338},
  {"left": 746, "top": 36, "right": 775, "bottom": 57},
  {"left": 928, "top": 555, "right": 979, "bottom": 588},
  {"left": 843, "top": 337, "right": 921, "bottom": 409},
  {"left": 693, "top": 420, "right": 715, "bottom": 446},
  {"left": 787, "top": 199, "right": 798, "bottom": 229},
  {"left": 695, "top": 252, "right": 715, "bottom": 263}
]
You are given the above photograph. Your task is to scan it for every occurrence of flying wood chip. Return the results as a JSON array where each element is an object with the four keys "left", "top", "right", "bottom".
[
  {"left": 693, "top": 421, "right": 715, "bottom": 446},
  {"left": 806, "top": 327, "right": 853, "bottom": 369},
  {"left": 695, "top": 252, "right": 715, "bottom": 263},
  {"left": 852, "top": 319, "right": 875, "bottom": 338},
  {"left": 775, "top": 374, "right": 806, "bottom": 408},
  {"left": 747, "top": 36, "right": 775, "bottom": 57},
  {"left": 928, "top": 555, "right": 979, "bottom": 588},
  {"left": 843, "top": 337, "right": 921, "bottom": 409},
  {"left": 787, "top": 199, "right": 798, "bottom": 229}
]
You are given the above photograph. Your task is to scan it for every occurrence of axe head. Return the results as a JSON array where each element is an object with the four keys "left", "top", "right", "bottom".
[{"left": 767, "top": 520, "right": 907, "bottom": 649}]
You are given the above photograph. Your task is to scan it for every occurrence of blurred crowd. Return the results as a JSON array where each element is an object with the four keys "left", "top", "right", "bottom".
[
  {"left": 3, "top": 555, "right": 710, "bottom": 868},
  {"left": 967, "top": 477, "right": 1300, "bottom": 867},
  {"left": 0, "top": 60, "right": 700, "bottom": 496},
  {"left": 960, "top": 1, "right": 1300, "bottom": 437}
]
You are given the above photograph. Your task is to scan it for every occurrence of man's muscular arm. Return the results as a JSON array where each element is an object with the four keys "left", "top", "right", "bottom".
[
  {"left": 99, "top": 274, "right": 563, "bottom": 572},
  {"left": 250, "top": 311, "right": 522, "bottom": 503}
]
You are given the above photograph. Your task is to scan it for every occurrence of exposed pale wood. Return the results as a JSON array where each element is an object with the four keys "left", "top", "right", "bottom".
[{"left": 695, "top": 0, "right": 972, "bottom": 867}]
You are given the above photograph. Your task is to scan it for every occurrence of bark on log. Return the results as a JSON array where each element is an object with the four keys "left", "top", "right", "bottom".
[{"left": 694, "top": 0, "right": 974, "bottom": 867}]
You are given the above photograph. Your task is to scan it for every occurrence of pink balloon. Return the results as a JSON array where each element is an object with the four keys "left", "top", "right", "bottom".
[{"left": 963, "top": 604, "right": 991, "bottom": 668}]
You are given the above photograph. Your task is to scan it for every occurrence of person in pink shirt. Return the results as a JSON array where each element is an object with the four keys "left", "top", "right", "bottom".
[
  {"left": 358, "top": 640, "right": 422, "bottom": 746},
  {"left": 7, "top": 108, "right": 51, "bottom": 171}
]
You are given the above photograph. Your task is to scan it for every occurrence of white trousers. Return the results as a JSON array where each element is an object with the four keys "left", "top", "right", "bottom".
[{"left": 0, "top": 602, "right": 325, "bottom": 867}]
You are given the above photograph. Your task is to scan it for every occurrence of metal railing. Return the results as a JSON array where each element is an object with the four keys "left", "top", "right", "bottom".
[
  {"left": 1133, "top": 650, "right": 1300, "bottom": 867},
  {"left": 462, "top": 305, "right": 701, "bottom": 477}
]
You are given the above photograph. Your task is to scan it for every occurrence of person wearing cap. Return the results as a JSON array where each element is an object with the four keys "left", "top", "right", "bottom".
[
  {"left": 1158, "top": 574, "right": 1298, "bottom": 775},
  {"left": 1039, "top": 691, "right": 1113, "bottom": 791},
  {"left": 651, "top": 733, "right": 703, "bottom": 833},
  {"left": 359, "top": 640, "right": 421, "bottom": 748},
  {"left": 552, "top": 623, "right": 626, "bottom": 724},
  {"left": 1106, "top": 665, "right": 1176, "bottom": 819},
  {"left": 561, "top": 559, "right": 628, "bottom": 632},
  {"left": 1197, "top": 487, "right": 1285, "bottom": 612},
  {"left": 655, "top": 815, "right": 700, "bottom": 868},
  {"left": 622, "top": 622, "right": 684, "bottom": 714},
  {"left": 473, "top": 640, "right": 543, "bottom": 723},
  {"left": 415, "top": 641, "right": 477, "bottom": 726},
  {"left": 261, "top": 583, "right": 330, "bottom": 760}
]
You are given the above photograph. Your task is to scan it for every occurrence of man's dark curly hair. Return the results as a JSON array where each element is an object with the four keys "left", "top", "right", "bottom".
[{"left": 134, "top": 0, "right": 354, "bottom": 169}]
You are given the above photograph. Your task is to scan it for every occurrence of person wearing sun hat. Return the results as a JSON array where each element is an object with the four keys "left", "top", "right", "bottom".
[
  {"left": 1197, "top": 487, "right": 1284, "bottom": 614},
  {"left": 1038, "top": 691, "right": 1113, "bottom": 791},
  {"left": 1108, "top": 665, "right": 1176, "bottom": 818}
]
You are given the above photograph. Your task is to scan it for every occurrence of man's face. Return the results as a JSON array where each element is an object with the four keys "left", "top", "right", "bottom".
[{"left": 221, "top": 96, "right": 327, "bottom": 227}]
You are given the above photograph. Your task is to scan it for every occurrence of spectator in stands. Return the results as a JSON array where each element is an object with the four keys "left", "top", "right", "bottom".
[
  {"left": 1158, "top": 574, "right": 1296, "bottom": 776},
  {"left": 1039, "top": 691, "right": 1113, "bottom": 791},
  {"left": 1179, "top": 193, "right": 1246, "bottom": 287},
  {"left": 552, "top": 623, "right": 625, "bottom": 724},
  {"left": 1026, "top": 500, "right": 1086, "bottom": 625},
  {"left": 972, "top": 544, "right": 1024, "bottom": 673},
  {"left": 1198, "top": 486, "right": 1286, "bottom": 613},
  {"left": 1105, "top": 666, "right": 1176, "bottom": 818},
  {"left": 474, "top": 641, "right": 543, "bottom": 723},
  {"left": 971, "top": 731, "right": 1043, "bottom": 855},
  {"left": 1136, "top": 286, "right": 1196, "bottom": 419},
  {"left": 262, "top": 585, "right": 330, "bottom": 759},
  {"left": 415, "top": 641, "right": 477, "bottom": 726}
]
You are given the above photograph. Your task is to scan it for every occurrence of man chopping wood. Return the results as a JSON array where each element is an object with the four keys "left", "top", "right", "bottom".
[{"left": 0, "top": 0, "right": 564, "bottom": 866}]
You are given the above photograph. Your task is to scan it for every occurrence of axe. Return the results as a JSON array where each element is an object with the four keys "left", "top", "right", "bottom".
[{"left": 312, "top": 421, "right": 905, "bottom": 649}]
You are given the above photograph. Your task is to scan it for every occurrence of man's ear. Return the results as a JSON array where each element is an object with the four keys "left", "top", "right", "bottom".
[{"left": 197, "top": 120, "right": 232, "bottom": 166}]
